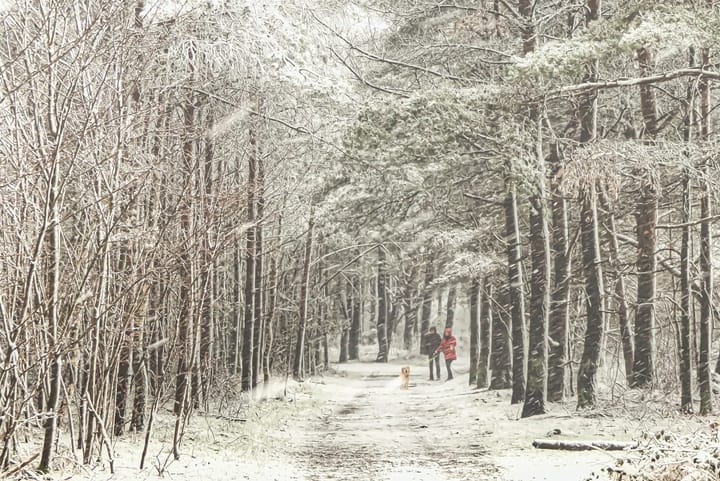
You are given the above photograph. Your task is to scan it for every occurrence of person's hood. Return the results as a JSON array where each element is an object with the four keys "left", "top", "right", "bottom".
[{"left": 443, "top": 328, "right": 452, "bottom": 337}]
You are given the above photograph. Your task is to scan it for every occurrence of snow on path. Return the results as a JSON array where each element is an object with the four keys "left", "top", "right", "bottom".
[
  {"left": 55, "top": 356, "right": 672, "bottom": 481},
  {"left": 281, "top": 359, "right": 499, "bottom": 481}
]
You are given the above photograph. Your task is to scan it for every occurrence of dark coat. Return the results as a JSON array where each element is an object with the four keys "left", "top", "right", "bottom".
[{"left": 422, "top": 331, "right": 441, "bottom": 356}]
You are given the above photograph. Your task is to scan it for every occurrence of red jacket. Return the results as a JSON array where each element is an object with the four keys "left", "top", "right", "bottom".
[{"left": 436, "top": 328, "right": 457, "bottom": 361}]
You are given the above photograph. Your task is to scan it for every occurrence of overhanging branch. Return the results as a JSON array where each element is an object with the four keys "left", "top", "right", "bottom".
[{"left": 549, "top": 67, "right": 720, "bottom": 97}]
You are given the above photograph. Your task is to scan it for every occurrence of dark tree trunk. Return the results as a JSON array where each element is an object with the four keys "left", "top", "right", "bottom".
[
  {"left": 264, "top": 252, "right": 279, "bottom": 384},
  {"left": 490, "top": 287, "right": 512, "bottom": 389},
  {"left": 419, "top": 260, "right": 434, "bottom": 355},
  {"left": 599, "top": 191, "right": 634, "bottom": 383},
  {"left": 478, "top": 280, "right": 492, "bottom": 389},
  {"left": 680, "top": 172, "right": 694, "bottom": 413},
  {"left": 631, "top": 186, "right": 657, "bottom": 388},
  {"left": 445, "top": 285, "right": 457, "bottom": 329},
  {"left": 114, "top": 248, "right": 132, "bottom": 436},
  {"left": 199, "top": 115, "right": 215, "bottom": 406},
  {"left": 576, "top": 1, "right": 605, "bottom": 409},
  {"left": 339, "top": 329, "right": 349, "bottom": 363},
  {"left": 403, "top": 300, "right": 417, "bottom": 352},
  {"left": 349, "top": 278, "right": 361, "bottom": 360},
  {"left": 252, "top": 153, "right": 265, "bottom": 389},
  {"left": 469, "top": 279, "right": 480, "bottom": 386},
  {"left": 505, "top": 170, "right": 526, "bottom": 404},
  {"left": 698, "top": 46, "right": 713, "bottom": 415},
  {"left": 241, "top": 132, "right": 257, "bottom": 391},
  {"left": 679, "top": 49, "right": 695, "bottom": 413},
  {"left": 39, "top": 159, "right": 61, "bottom": 472},
  {"left": 519, "top": 0, "right": 547, "bottom": 418},
  {"left": 376, "top": 247, "right": 389, "bottom": 362},
  {"left": 577, "top": 183, "right": 605, "bottom": 409},
  {"left": 229, "top": 244, "right": 241, "bottom": 374},
  {"left": 548, "top": 143, "right": 570, "bottom": 402},
  {"left": 292, "top": 212, "right": 314, "bottom": 379},
  {"left": 631, "top": 46, "right": 659, "bottom": 389},
  {"left": 174, "top": 85, "right": 196, "bottom": 419},
  {"left": 401, "top": 266, "right": 419, "bottom": 352},
  {"left": 522, "top": 194, "right": 550, "bottom": 418}
]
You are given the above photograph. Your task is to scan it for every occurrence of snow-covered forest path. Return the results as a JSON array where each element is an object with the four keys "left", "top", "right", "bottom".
[
  {"left": 270, "top": 357, "right": 640, "bottom": 481},
  {"left": 282, "top": 361, "right": 499, "bottom": 480},
  {"left": 67, "top": 356, "right": 705, "bottom": 481}
]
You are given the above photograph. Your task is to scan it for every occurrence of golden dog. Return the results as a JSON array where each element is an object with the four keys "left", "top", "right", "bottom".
[{"left": 400, "top": 366, "right": 410, "bottom": 389}]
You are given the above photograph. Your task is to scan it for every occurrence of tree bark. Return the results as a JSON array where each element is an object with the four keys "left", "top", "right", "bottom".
[
  {"left": 252, "top": 150, "right": 265, "bottom": 389},
  {"left": 599, "top": 190, "right": 634, "bottom": 383},
  {"left": 631, "top": 46, "right": 659, "bottom": 389},
  {"left": 679, "top": 48, "right": 695, "bottom": 413},
  {"left": 532, "top": 439, "right": 636, "bottom": 451},
  {"left": 469, "top": 279, "right": 480, "bottom": 385},
  {"left": 490, "top": 287, "right": 512, "bottom": 389},
  {"left": 376, "top": 247, "right": 389, "bottom": 363},
  {"left": 39, "top": 155, "right": 61, "bottom": 473},
  {"left": 292, "top": 212, "right": 314, "bottom": 380},
  {"left": 505, "top": 169, "right": 526, "bottom": 404},
  {"left": 547, "top": 143, "right": 570, "bottom": 402},
  {"left": 698, "top": 46, "right": 713, "bottom": 415},
  {"left": 680, "top": 172, "right": 694, "bottom": 413},
  {"left": 241, "top": 125, "right": 257, "bottom": 392},
  {"left": 419, "top": 260, "right": 434, "bottom": 355},
  {"left": 445, "top": 285, "right": 457, "bottom": 329},
  {"left": 577, "top": 183, "right": 605, "bottom": 409},
  {"left": 349, "top": 277, "right": 361, "bottom": 360},
  {"left": 522, "top": 186, "right": 550, "bottom": 418},
  {"left": 478, "top": 281, "right": 492, "bottom": 389}
]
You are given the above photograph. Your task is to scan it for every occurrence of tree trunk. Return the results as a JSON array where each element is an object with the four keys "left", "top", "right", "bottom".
[
  {"left": 292, "top": 212, "right": 314, "bottom": 380},
  {"left": 174, "top": 82, "right": 196, "bottom": 420},
  {"left": 241, "top": 131, "right": 257, "bottom": 392},
  {"left": 419, "top": 260, "right": 434, "bottom": 355},
  {"left": 490, "top": 287, "right": 512, "bottom": 389},
  {"left": 114, "top": 247, "right": 133, "bottom": 436},
  {"left": 505, "top": 169, "right": 526, "bottom": 404},
  {"left": 445, "top": 285, "right": 457, "bottom": 329},
  {"left": 680, "top": 172, "right": 694, "bottom": 413},
  {"left": 199, "top": 114, "right": 215, "bottom": 407},
  {"left": 478, "top": 280, "right": 492, "bottom": 389},
  {"left": 631, "top": 46, "right": 659, "bottom": 389},
  {"left": 376, "top": 247, "right": 389, "bottom": 363},
  {"left": 349, "top": 278, "right": 361, "bottom": 360},
  {"left": 264, "top": 252, "right": 279, "bottom": 384},
  {"left": 339, "top": 329, "right": 349, "bottom": 363},
  {"left": 229, "top": 244, "right": 241, "bottom": 374},
  {"left": 548, "top": 143, "right": 570, "bottom": 402},
  {"left": 39, "top": 158, "right": 61, "bottom": 473},
  {"left": 679, "top": 49, "right": 695, "bottom": 413},
  {"left": 599, "top": 190, "right": 634, "bottom": 383},
  {"left": 577, "top": 183, "right": 605, "bottom": 409},
  {"left": 522, "top": 187, "right": 550, "bottom": 418},
  {"left": 469, "top": 279, "right": 480, "bottom": 386},
  {"left": 698, "top": 46, "right": 713, "bottom": 415},
  {"left": 252, "top": 151, "right": 265, "bottom": 389},
  {"left": 576, "top": 0, "right": 605, "bottom": 409}
]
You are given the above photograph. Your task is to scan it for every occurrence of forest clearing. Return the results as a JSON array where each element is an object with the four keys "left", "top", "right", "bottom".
[{"left": 4, "top": 0, "right": 720, "bottom": 480}]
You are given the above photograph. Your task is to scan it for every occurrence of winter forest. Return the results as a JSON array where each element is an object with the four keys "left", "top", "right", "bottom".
[{"left": 2, "top": 0, "right": 720, "bottom": 480}]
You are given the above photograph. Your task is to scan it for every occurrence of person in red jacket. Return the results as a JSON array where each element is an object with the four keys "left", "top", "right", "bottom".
[{"left": 435, "top": 327, "right": 457, "bottom": 380}]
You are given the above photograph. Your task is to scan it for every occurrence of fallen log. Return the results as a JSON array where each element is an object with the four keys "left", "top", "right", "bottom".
[{"left": 532, "top": 439, "right": 637, "bottom": 451}]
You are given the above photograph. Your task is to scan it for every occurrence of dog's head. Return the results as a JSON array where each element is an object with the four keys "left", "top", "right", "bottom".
[{"left": 401, "top": 366, "right": 410, "bottom": 376}]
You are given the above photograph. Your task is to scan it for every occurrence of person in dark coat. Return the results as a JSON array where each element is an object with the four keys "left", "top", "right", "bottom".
[
  {"left": 435, "top": 327, "right": 457, "bottom": 380},
  {"left": 422, "top": 326, "right": 442, "bottom": 381}
]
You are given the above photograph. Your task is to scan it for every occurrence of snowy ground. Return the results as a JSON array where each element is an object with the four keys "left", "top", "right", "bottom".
[{"left": 25, "top": 353, "right": 710, "bottom": 481}]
